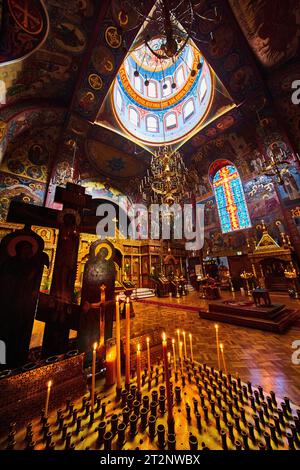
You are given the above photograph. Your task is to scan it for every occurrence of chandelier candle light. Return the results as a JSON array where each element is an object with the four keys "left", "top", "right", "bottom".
[{"left": 140, "top": 147, "right": 188, "bottom": 205}]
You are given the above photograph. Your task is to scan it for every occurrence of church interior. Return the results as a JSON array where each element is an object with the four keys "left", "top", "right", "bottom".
[{"left": 1, "top": 0, "right": 300, "bottom": 454}]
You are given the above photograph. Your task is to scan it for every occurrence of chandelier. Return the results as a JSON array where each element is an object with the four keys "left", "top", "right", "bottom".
[
  {"left": 260, "top": 146, "right": 291, "bottom": 186},
  {"left": 140, "top": 146, "right": 188, "bottom": 204},
  {"left": 127, "top": 0, "right": 220, "bottom": 61}
]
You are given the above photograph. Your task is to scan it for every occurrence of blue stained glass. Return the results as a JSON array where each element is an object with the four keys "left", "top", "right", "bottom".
[{"left": 213, "top": 164, "right": 251, "bottom": 234}]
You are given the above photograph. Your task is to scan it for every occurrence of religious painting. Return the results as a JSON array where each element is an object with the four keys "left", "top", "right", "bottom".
[
  {"left": 1, "top": 129, "right": 60, "bottom": 183},
  {"left": 0, "top": 0, "right": 49, "bottom": 64},
  {"left": 86, "top": 139, "right": 147, "bottom": 180},
  {"left": 276, "top": 165, "right": 300, "bottom": 207},
  {"left": 229, "top": 0, "right": 300, "bottom": 68},
  {"left": 0, "top": 172, "right": 46, "bottom": 221},
  {"left": 244, "top": 176, "right": 282, "bottom": 223}
]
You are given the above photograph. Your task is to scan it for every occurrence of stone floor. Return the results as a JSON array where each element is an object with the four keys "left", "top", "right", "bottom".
[{"left": 123, "top": 291, "right": 300, "bottom": 404}]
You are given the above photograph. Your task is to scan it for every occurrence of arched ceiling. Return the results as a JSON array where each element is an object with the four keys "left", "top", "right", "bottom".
[{"left": 0, "top": 0, "right": 299, "bottom": 195}]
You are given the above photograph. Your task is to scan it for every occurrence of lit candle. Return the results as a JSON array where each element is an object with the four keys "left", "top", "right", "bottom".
[
  {"left": 106, "top": 344, "right": 116, "bottom": 386},
  {"left": 136, "top": 344, "right": 141, "bottom": 391},
  {"left": 146, "top": 337, "right": 151, "bottom": 376},
  {"left": 125, "top": 297, "right": 131, "bottom": 387},
  {"left": 100, "top": 284, "right": 106, "bottom": 303},
  {"left": 179, "top": 341, "right": 184, "bottom": 374},
  {"left": 214, "top": 324, "right": 221, "bottom": 370},
  {"left": 99, "top": 285, "right": 106, "bottom": 353},
  {"left": 45, "top": 380, "right": 52, "bottom": 418},
  {"left": 172, "top": 338, "right": 176, "bottom": 372},
  {"left": 115, "top": 296, "right": 121, "bottom": 392},
  {"left": 182, "top": 331, "right": 187, "bottom": 359},
  {"left": 162, "top": 333, "right": 173, "bottom": 423},
  {"left": 220, "top": 343, "right": 228, "bottom": 375},
  {"left": 189, "top": 333, "right": 194, "bottom": 363},
  {"left": 91, "top": 342, "right": 97, "bottom": 409},
  {"left": 176, "top": 329, "right": 180, "bottom": 355}
]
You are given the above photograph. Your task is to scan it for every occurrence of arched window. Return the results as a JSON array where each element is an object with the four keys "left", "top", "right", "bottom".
[
  {"left": 183, "top": 98, "right": 195, "bottom": 122},
  {"left": 212, "top": 163, "right": 251, "bottom": 233},
  {"left": 146, "top": 115, "right": 159, "bottom": 132},
  {"left": 165, "top": 112, "right": 177, "bottom": 130},
  {"left": 129, "top": 107, "right": 139, "bottom": 127},
  {"left": 116, "top": 88, "right": 123, "bottom": 111},
  {"left": 147, "top": 80, "right": 158, "bottom": 98},
  {"left": 175, "top": 65, "right": 185, "bottom": 88},
  {"left": 199, "top": 78, "right": 207, "bottom": 102},
  {"left": 134, "top": 75, "right": 143, "bottom": 93},
  {"left": 162, "top": 78, "right": 172, "bottom": 97}
]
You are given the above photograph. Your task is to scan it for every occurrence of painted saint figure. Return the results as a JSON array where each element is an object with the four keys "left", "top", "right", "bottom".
[{"left": 0, "top": 228, "right": 49, "bottom": 367}]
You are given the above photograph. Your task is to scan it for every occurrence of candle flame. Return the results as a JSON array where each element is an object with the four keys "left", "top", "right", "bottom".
[
  {"left": 126, "top": 297, "right": 130, "bottom": 303},
  {"left": 162, "top": 332, "right": 166, "bottom": 341},
  {"left": 182, "top": 331, "right": 185, "bottom": 335},
  {"left": 116, "top": 295, "right": 119, "bottom": 302},
  {"left": 189, "top": 333, "right": 192, "bottom": 339},
  {"left": 146, "top": 337, "right": 150, "bottom": 344},
  {"left": 47, "top": 380, "right": 52, "bottom": 388},
  {"left": 220, "top": 343, "right": 223, "bottom": 351},
  {"left": 93, "top": 342, "right": 97, "bottom": 351},
  {"left": 177, "top": 329, "right": 180, "bottom": 334},
  {"left": 172, "top": 338, "right": 175, "bottom": 344},
  {"left": 137, "top": 343, "right": 140, "bottom": 352},
  {"left": 180, "top": 341, "right": 183, "bottom": 346},
  {"left": 214, "top": 323, "right": 219, "bottom": 330}
]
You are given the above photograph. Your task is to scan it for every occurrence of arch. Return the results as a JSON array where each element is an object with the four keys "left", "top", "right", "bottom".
[
  {"left": 164, "top": 112, "right": 177, "bottom": 130},
  {"left": 146, "top": 114, "right": 159, "bottom": 133},
  {"left": 161, "top": 77, "right": 172, "bottom": 97},
  {"left": 183, "top": 98, "right": 195, "bottom": 122},
  {"left": 134, "top": 74, "right": 143, "bottom": 93},
  {"left": 175, "top": 65, "right": 185, "bottom": 88},
  {"left": 147, "top": 80, "right": 158, "bottom": 98},
  {"left": 209, "top": 160, "right": 251, "bottom": 234},
  {"left": 116, "top": 87, "right": 123, "bottom": 111},
  {"left": 129, "top": 106, "right": 140, "bottom": 127}
]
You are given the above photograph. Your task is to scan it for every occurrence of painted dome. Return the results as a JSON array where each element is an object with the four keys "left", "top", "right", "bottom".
[{"left": 112, "top": 38, "right": 214, "bottom": 146}]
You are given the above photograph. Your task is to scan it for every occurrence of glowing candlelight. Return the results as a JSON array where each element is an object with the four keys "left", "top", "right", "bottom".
[
  {"left": 162, "top": 333, "right": 173, "bottom": 423},
  {"left": 179, "top": 341, "right": 184, "bottom": 374},
  {"left": 172, "top": 338, "right": 176, "bottom": 372},
  {"left": 136, "top": 344, "right": 141, "bottom": 391},
  {"left": 176, "top": 329, "right": 180, "bottom": 354},
  {"left": 45, "top": 380, "right": 52, "bottom": 418},
  {"left": 146, "top": 337, "right": 151, "bottom": 376},
  {"left": 106, "top": 344, "right": 116, "bottom": 386},
  {"left": 125, "top": 297, "right": 131, "bottom": 387},
  {"left": 91, "top": 342, "right": 97, "bottom": 409},
  {"left": 99, "top": 285, "right": 106, "bottom": 352},
  {"left": 220, "top": 343, "right": 228, "bottom": 375},
  {"left": 189, "top": 333, "right": 194, "bottom": 363},
  {"left": 115, "top": 296, "right": 121, "bottom": 392},
  {"left": 214, "top": 324, "right": 221, "bottom": 370},
  {"left": 182, "top": 331, "right": 187, "bottom": 359}
]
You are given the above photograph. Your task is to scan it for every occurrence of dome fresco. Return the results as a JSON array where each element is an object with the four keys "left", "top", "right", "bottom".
[{"left": 112, "top": 38, "right": 214, "bottom": 146}]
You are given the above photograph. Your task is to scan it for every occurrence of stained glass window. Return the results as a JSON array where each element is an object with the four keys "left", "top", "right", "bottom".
[{"left": 213, "top": 164, "right": 251, "bottom": 233}]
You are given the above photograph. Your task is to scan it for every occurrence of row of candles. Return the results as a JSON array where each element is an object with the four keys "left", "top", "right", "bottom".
[{"left": 43, "top": 295, "right": 228, "bottom": 421}]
